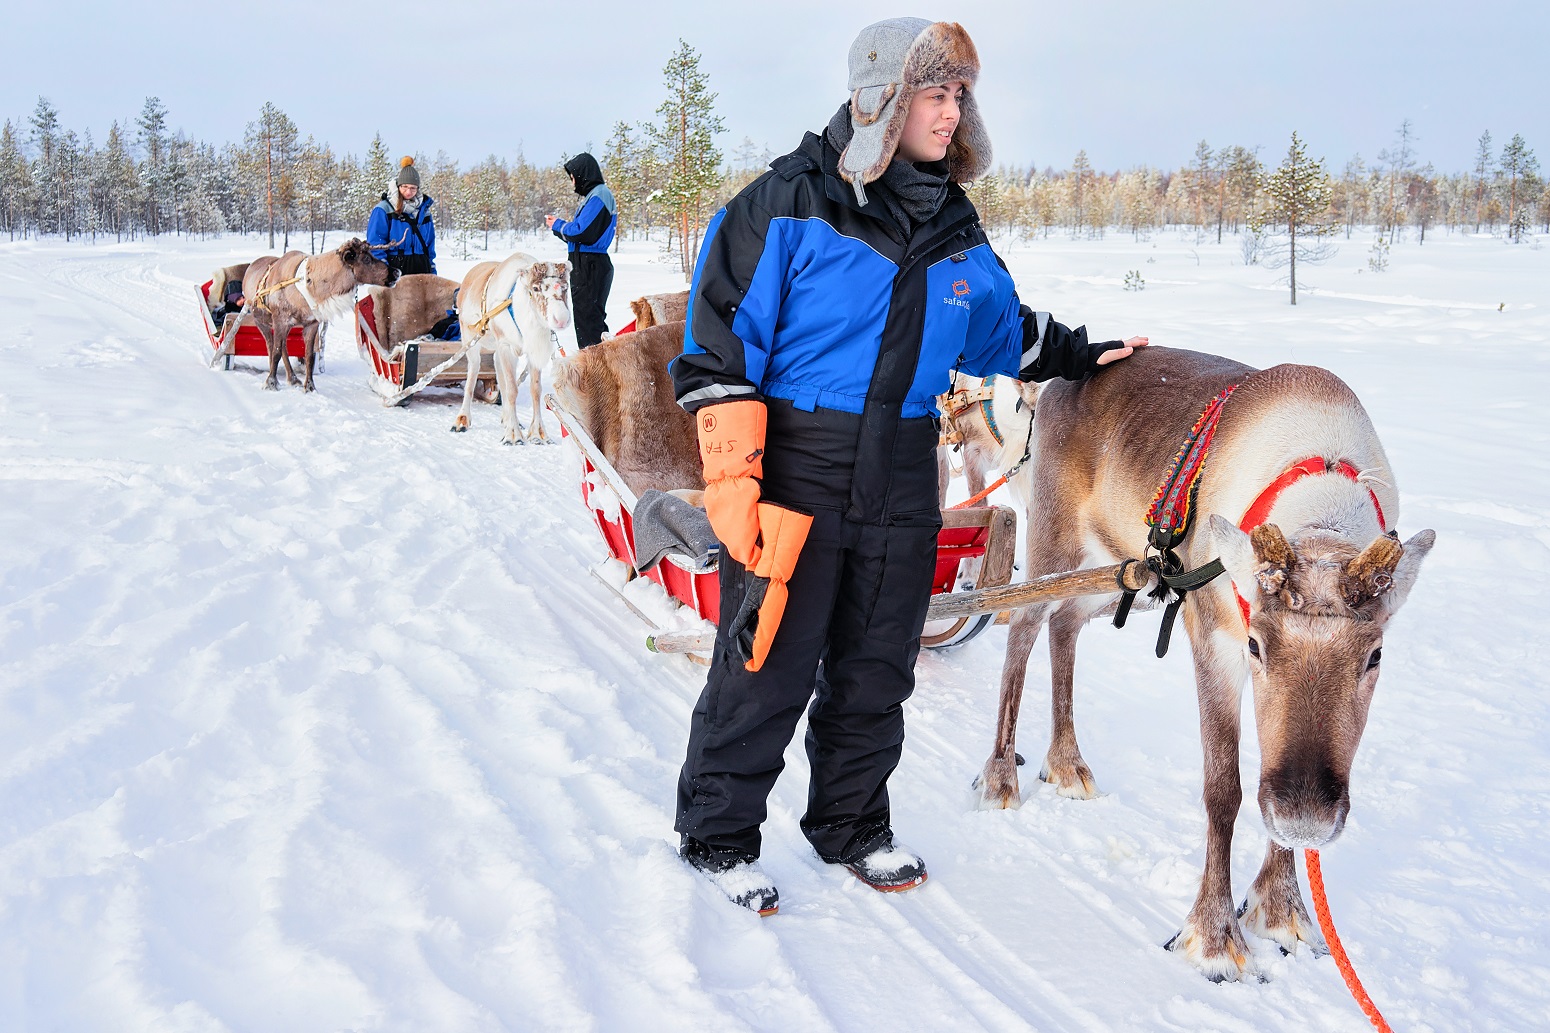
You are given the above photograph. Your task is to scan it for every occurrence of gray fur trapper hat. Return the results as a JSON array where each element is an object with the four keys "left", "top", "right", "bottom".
[{"left": 839, "top": 18, "right": 993, "bottom": 203}]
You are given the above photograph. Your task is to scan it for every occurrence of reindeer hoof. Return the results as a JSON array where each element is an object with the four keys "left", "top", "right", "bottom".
[
  {"left": 1238, "top": 888, "right": 1328, "bottom": 957},
  {"left": 1165, "top": 918, "right": 1262, "bottom": 983},
  {"left": 451, "top": 425, "right": 467, "bottom": 433},
  {"left": 302, "top": 382, "right": 315, "bottom": 394},
  {"left": 262, "top": 380, "right": 278, "bottom": 392},
  {"left": 973, "top": 754, "right": 1023, "bottom": 809},
  {"left": 1040, "top": 754, "right": 1100, "bottom": 800}
]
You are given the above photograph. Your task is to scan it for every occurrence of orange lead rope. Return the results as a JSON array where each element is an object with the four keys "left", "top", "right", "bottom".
[{"left": 1304, "top": 849, "right": 1394, "bottom": 1032}]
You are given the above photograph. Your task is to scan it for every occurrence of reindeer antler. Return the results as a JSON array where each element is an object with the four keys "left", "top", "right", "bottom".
[{"left": 365, "top": 230, "right": 409, "bottom": 250}]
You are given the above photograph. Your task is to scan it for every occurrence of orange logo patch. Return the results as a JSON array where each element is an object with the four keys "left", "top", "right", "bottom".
[{"left": 952, "top": 279, "right": 971, "bottom": 297}]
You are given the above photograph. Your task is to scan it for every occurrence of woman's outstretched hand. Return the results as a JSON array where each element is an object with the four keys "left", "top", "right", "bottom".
[{"left": 1097, "top": 336, "right": 1150, "bottom": 365}]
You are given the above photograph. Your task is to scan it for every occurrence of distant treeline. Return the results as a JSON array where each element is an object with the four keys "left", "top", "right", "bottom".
[{"left": 2, "top": 80, "right": 1544, "bottom": 261}]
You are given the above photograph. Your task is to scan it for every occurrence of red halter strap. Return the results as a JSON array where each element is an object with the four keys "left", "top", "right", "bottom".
[{"left": 1232, "top": 458, "right": 1388, "bottom": 626}]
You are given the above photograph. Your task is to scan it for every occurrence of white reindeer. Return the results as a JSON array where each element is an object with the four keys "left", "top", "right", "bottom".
[{"left": 453, "top": 253, "right": 573, "bottom": 443}]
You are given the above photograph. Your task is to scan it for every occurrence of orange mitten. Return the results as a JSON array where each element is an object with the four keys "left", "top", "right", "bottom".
[
  {"left": 740, "top": 503, "right": 813, "bottom": 672},
  {"left": 697, "top": 400, "right": 767, "bottom": 567}
]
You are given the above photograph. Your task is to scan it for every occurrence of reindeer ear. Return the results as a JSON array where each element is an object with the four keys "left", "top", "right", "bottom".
[
  {"left": 1209, "top": 514, "right": 1258, "bottom": 597},
  {"left": 1376, "top": 530, "right": 1432, "bottom": 611}
]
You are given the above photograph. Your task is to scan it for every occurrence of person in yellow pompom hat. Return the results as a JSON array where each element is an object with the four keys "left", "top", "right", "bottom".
[
  {"left": 366, "top": 156, "right": 436, "bottom": 276},
  {"left": 669, "top": 17, "right": 1147, "bottom": 916}
]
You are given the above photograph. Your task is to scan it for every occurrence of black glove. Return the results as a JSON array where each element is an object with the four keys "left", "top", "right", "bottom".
[{"left": 725, "top": 573, "right": 769, "bottom": 665}]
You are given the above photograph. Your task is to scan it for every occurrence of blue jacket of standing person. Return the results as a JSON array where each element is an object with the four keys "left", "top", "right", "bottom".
[
  {"left": 552, "top": 153, "right": 616, "bottom": 254},
  {"left": 368, "top": 156, "right": 436, "bottom": 275}
]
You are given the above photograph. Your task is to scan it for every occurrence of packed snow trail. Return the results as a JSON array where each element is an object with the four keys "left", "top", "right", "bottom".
[{"left": 1, "top": 234, "right": 1546, "bottom": 1032}]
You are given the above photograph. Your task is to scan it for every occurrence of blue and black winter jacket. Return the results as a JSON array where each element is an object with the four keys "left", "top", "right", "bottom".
[
  {"left": 368, "top": 194, "right": 436, "bottom": 268},
  {"left": 553, "top": 153, "right": 617, "bottom": 254},
  {"left": 672, "top": 132, "right": 1115, "bottom": 422}
]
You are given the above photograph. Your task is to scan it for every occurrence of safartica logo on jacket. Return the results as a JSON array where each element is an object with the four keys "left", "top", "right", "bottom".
[{"left": 943, "top": 278, "right": 972, "bottom": 309}]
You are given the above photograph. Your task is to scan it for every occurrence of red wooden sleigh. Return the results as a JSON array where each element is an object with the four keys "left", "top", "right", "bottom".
[
  {"left": 353, "top": 283, "right": 496, "bottom": 407},
  {"left": 545, "top": 392, "right": 1016, "bottom": 659},
  {"left": 197, "top": 277, "right": 304, "bottom": 370}
]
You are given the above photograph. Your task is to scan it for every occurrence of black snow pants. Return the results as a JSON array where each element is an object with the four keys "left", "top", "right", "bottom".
[
  {"left": 569, "top": 251, "right": 613, "bottom": 348},
  {"left": 675, "top": 403, "right": 941, "bottom": 862}
]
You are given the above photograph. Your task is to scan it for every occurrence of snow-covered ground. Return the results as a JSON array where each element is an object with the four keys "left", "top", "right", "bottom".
[{"left": 1, "top": 227, "right": 1546, "bottom": 1032}]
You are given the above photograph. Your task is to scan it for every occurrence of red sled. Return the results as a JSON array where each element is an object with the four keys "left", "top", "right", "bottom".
[
  {"left": 353, "top": 276, "right": 497, "bottom": 407},
  {"left": 197, "top": 264, "right": 304, "bottom": 371},
  {"left": 544, "top": 394, "right": 1016, "bottom": 661}
]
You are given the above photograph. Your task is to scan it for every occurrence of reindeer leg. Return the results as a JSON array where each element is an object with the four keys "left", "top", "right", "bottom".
[
  {"left": 301, "top": 322, "right": 319, "bottom": 393},
  {"left": 976, "top": 603, "right": 1046, "bottom": 808},
  {"left": 1167, "top": 597, "right": 1257, "bottom": 981},
  {"left": 494, "top": 346, "right": 523, "bottom": 445},
  {"left": 1240, "top": 842, "right": 1328, "bottom": 957},
  {"left": 278, "top": 319, "right": 299, "bottom": 386},
  {"left": 1040, "top": 602, "right": 1100, "bottom": 799},
  {"left": 528, "top": 358, "right": 547, "bottom": 443},
  {"left": 259, "top": 317, "right": 280, "bottom": 391},
  {"left": 452, "top": 338, "right": 480, "bottom": 432}
]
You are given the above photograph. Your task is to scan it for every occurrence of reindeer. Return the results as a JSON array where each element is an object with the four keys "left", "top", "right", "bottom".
[
  {"left": 453, "top": 254, "right": 572, "bottom": 443},
  {"left": 242, "top": 238, "right": 397, "bottom": 392},
  {"left": 626, "top": 290, "right": 689, "bottom": 333},
  {"left": 975, "top": 346, "right": 1435, "bottom": 982},
  {"left": 936, "top": 373, "right": 1037, "bottom": 511},
  {"left": 549, "top": 320, "right": 704, "bottom": 496}
]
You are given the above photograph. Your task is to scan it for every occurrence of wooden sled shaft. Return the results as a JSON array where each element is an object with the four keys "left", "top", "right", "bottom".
[{"left": 649, "top": 560, "right": 1155, "bottom": 655}]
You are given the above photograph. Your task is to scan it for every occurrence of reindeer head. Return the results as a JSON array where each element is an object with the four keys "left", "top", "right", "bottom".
[
  {"left": 339, "top": 237, "right": 399, "bottom": 287},
  {"left": 1209, "top": 515, "right": 1435, "bottom": 849},
  {"left": 526, "top": 261, "right": 572, "bottom": 334}
]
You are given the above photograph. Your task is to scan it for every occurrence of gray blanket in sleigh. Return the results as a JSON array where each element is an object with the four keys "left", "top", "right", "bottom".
[{"left": 632, "top": 489, "right": 719, "bottom": 574}]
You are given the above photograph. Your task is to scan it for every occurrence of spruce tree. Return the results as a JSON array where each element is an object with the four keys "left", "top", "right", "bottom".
[
  {"left": 1473, "top": 130, "right": 1493, "bottom": 232},
  {"left": 648, "top": 39, "right": 725, "bottom": 279},
  {"left": 1253, "top": 131, "right": 1338, "bottom": 305},
  {"left": 1499, "top": 134, "right": 1538, "bottom": 243}
]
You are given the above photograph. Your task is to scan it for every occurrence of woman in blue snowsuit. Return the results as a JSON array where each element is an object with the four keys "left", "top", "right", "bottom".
[
  {"left": 670, "top": 18, "right": 1147, "bottom": 915},
  {"left": 367, "top": 156, "right": 436, "bottom": 277}
]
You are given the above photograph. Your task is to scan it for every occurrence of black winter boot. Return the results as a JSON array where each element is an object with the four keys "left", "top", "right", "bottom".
[
  {"left": 839, "top": 831, "right": 928, "bottom": 892},
  {"left": 681, "top": 838, "right": 780, "bottom": 916}
]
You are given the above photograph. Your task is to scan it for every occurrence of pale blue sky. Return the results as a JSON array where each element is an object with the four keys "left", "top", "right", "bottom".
[{"left": 7, "top": 0, "right": 1545, "bottom": 174}]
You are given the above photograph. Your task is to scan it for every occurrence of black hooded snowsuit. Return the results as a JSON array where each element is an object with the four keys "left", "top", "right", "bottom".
[{"left": 552, "top": 153, "right": 617, "bottom": 347}]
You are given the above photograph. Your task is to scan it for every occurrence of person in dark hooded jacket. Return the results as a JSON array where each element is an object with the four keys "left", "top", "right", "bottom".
[{"left": 547, "top": 152, "right": 617, "bottom": 347}]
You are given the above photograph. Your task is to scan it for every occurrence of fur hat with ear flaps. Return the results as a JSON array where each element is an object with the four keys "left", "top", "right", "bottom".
[{"left": 838, "top": 18, "right": 992, "bottom": 204}]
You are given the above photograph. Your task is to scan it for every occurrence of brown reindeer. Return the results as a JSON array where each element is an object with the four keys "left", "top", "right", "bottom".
[
  {"left": 242, "top": 238, "right": 397, "bottom": 391},
  {"left": 976, "top": 346, "right": 1434, "bottom": 982},
  {"left": 549, "top": 320, "right": 704, "bottom": 497}
]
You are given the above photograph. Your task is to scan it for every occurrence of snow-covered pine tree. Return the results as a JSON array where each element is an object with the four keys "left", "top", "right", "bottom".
[
  {"left": 1253, "top": 131, "right": 1338, "bottom": 305},
  {"left": 244, "top": 103, "right": 298, "bottom": 248},
  {"left": 136, "top": 97, "right": 169, "bottom": 235},
  {"left": 0, "top": 120, "right": 35, "bottom": 240},
  {"left": 468, "top": 156, "right": 507, "bottom": 251},
  {"left": 648, "top": 39, "right": 725, "bottom": 279},
  {"left": 1499, "top": 134, "right": 1538, "bottom": 243},
  {"left": 1187, "top": 140, "right": 1213, "bottom": 238},
  {"left": 1066, "top": 150, "right": 1092, "bottom": 238},
  {"left": 1473, "top": 130, "right": 1493, "bottom": 232},
  {"left": 1377, "top": 118, "right": 1416, "bottom": 241},
  {"left": 357, "top": 133, "right": 392, "bottom": 222},
  {"left": 601, "top": 121, "right": 645, "bottom": 250}
]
